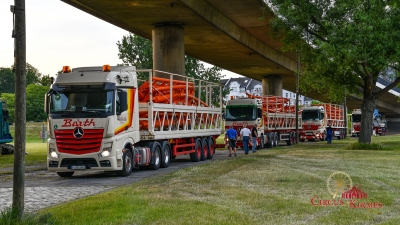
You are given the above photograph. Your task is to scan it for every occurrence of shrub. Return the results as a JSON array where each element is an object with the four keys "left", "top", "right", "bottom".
[{"left": 346, "top": 142, "right": 383, "bottom": 150}]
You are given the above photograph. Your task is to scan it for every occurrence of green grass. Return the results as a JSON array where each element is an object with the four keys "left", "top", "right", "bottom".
[
  {"left": 0, "top": 142, "right": 47, "bottom": 171},
  {"left": 6, "top": 134, "right": 398, "bottom": 224},
  {"left": 9, "top": 122, "right": 47, "bottom": 143},
  {"left": 1, "top": 122, "right": 47, "bottom": 171},
  {"left": 3, "top": 123, "right": 400, "bottom": 224}
]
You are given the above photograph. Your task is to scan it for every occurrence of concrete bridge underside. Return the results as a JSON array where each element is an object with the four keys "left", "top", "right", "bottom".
[{"left": 61, "top": 0, "right": 400, "bottom": 117}]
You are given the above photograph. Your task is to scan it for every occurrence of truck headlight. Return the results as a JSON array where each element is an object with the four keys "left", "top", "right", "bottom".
[
  {"left": 99, "top": 143, "right": 112, "bottom": 158},
  {"left": 100, "top": 148, "right": 111, "bottom": 157},
  {"left": 49, "top": 148, "right": 58, "bottom": 158}
]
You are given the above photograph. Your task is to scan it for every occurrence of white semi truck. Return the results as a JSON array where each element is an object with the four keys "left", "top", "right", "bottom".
[
  {"left": 224, "top": 94, "right": 299, "bottom": 149},
  {"left": 300, "top": 103, "right": 346, "bottom": 141},
  {"left": 45, "top": 65, "right": 222, "bottom": 177}
]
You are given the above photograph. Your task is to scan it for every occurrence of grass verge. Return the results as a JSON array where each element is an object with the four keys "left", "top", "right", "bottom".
[{"left": 4, "top": 134, "right": 398, "bottom": 225}]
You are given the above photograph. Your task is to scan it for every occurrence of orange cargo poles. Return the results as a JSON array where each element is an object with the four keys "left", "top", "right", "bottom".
[
  {"left": 138, "top": 75, "right": 217, "bottom": 131},
  {"left": 311, "top": 103, "right": 345, "bottom": 127}
]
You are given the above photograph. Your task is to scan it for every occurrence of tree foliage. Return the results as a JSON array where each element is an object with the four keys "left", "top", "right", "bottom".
[
  {"left": 0, "top": 85, "right": 48, "bottom": 123},
  {"left": 0, "top": 63, "right": 51, "bottom": 122},
  {"left": 264, "top": 0, "right": 400, "bottom": 143},
  {"left": 0, "top": 67, "right": 15, "bottom": 93},
  {"left": 0, "top": 63, "right": 52, "bottom": 94},
  {"left": 117, "top": 33, "right": 228, "bottom": 106},
  {"left": 26, "top": 84, "right": 48, "bottom": 122}
]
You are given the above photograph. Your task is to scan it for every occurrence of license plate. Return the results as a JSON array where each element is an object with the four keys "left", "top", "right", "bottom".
[{"left": 69, "top": 165, "right": 86, "bottom": 170}]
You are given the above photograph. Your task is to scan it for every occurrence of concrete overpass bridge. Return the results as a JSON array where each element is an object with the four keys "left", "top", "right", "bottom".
[{"left": 61, "top": 0, "right": 400, "bottom": 119}]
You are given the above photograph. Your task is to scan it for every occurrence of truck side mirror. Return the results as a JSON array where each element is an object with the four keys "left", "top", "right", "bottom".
[
  {"left": 257, "top": 108, "right": 262, "bottom": 118},
  {"left": 44, "top": 93, "right": 49, "bottom": 114}
]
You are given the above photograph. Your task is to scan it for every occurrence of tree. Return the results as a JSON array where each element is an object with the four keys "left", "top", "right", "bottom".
[
  {"left": 26, "top": 84, "right": 48, "bottom": 122},
  {"left": 26, "top": 63, "right": 41, "bottom": 85},
  {"left": 265, "top": 0, "right": 400, "bottom": 143},
  {"left": 117, "top": 33, "right": 228, "bottom": 106},
  {"left": 0, "top": 67, "right": 15, "bottom": 93},
  {"left": 38, "top": 74, "right": 53, "bottom": 87},
  {"left": 1, "top": 63, "right": 51, "bottom": 93}
]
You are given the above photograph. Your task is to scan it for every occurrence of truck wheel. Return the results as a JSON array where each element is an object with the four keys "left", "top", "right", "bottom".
[
  {"left": 286, "top": 136, "right": 292, "bottom": 146},
  {"left": 160, "top": 141, "right": 171, "bottom": 168},
  {"left": 266, "top": 134, "right": 272, "bottom": 148},
  {"left": 149, "top": 146, "right": 161, "bottom": 170},
  {"left": 273, "top": 133, "right": 278, "bottom": 147},
  {"left": 57, "top": 172, "right": 74, "bottom": 177},
  {"left": 321, "top": 131, "right": 326, "bottom": 141},
  {"left": 117, "top": 149, "right": 133, "bottom": 176},
  {"left": 207, "top": 136, "right": 215, "bottom": 159},
  {"left": 190, "top": 138, "right": 201, "bottom": 162},
  {"left": 201, "top": 138, "right": 208, "bottom": 161},
  {"left": 258, "top": 134, "right": 265, "bottom": 149}
]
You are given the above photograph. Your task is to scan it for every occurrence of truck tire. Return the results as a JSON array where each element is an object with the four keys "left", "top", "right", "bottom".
[
  {"left": 57, "top": 172, "right": 74, "bottom": 177},
  {"left": 266, "top": 133, "right": 273, "bottom": 148},
  {"left": 117, "top": 149, "right": 133, "bottom": 176},
  {"left": 201, "top": 138, "right": 208, "bottom": 161},
  {"left": 149, "top": 145, "right": 161, "bottom": 170},
  {"left": 273, "top": 133, "right": 278, "bottom": 147},
  {"left": 190, "top": 138, "right": 202, "bottom": 162},
  {"left": 337, "top": 129, "right": 342, "bottom": 140},
  {"left": 321, "top": 131, "right": 326, "bottom": 141},
  {"left": 286, "top": 133, "right": 292, "bottom": 146},
  {"left": 160, "top": 141, "right": 171, "bottom": 168},
  {"left": 258, "top": 134, "right": 265, "bottom": 149},
  {"left": 207, "top": 136, "right": 215, "bottom": 159}
]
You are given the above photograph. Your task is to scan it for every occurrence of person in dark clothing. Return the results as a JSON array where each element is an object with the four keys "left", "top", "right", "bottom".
[
  {"left": 251, "top": 124, "right": 258, "bottom": 152},
  {"left": 326, "top": 126, "right": 333, "bottom": 144}
]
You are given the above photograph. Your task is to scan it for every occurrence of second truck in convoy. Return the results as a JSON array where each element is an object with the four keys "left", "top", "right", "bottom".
[
  {"left": 45, "top": 65, "right": 223, "bottom": 177},
  {"left": 224, "top": 94, "right": 299, "bottom": 149}
]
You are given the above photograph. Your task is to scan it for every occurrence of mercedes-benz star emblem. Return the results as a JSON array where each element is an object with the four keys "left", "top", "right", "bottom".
[{"left": 73, "top": 127, "right": 84, "bottom": 139}]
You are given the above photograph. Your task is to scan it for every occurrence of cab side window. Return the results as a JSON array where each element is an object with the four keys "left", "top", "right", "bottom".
[{"left": 116, "top": 89, "right": 128, "bottom": 115}]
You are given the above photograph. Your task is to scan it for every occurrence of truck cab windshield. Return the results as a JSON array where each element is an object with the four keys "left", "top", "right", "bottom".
[
  {"left": 302, "top": 110, "right": 322, "bottom": 121},
  {"left": 49, "top": 88, "right": 114, "bottom": 118},
  {"left": 225, "top": 105, "right": 257, "bottom": 121},
  {"left": 352, "top": 114, "right": 361, "bottom": 122}
]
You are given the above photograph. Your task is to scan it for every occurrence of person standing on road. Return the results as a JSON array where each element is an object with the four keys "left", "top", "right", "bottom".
[
  {"left": 225, "top": 125, "right": 238, "bottom": 157},
  {"left": 326, "top": 125, "right": 333, "bottom": 144},
  {"left": 240, "top": 125, "right": 251, "bottom": 155},
  {"left": 251, "top": 124, "right": 258, "bottom": 153}
]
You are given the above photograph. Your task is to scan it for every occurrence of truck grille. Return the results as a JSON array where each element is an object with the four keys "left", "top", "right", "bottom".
[{"left": 55, "top": 129, "right": 104, "bottom": 155}]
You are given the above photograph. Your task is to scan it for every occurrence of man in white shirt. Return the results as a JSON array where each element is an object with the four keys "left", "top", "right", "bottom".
[{"left": 240, "top": 125, "right": 251, "bottom": 155}]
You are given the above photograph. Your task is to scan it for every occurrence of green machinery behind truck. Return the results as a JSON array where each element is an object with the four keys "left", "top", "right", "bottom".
[{"left": 1, "top": 101, "right": 14, "bottom": 155}]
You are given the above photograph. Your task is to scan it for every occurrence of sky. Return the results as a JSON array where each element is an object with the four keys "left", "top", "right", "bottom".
[{"left": 0, "top": 0, "right": 241, "bottom": 78}]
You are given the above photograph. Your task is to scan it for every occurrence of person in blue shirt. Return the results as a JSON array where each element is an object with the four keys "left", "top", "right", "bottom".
[{"left": 225, "top": 125, "right": 238, "bottom": 157}]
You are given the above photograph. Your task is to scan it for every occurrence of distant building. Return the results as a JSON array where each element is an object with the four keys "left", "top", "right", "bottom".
[{"left": 221, "top": 77, "right": 308, "bottom": 106}]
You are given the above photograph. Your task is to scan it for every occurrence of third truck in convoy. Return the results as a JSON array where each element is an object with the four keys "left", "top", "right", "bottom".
[{"left": 300, "top": 103, "right": 346, "bottom": 141}]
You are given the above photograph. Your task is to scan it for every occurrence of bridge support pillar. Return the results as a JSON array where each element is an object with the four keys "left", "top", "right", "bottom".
[
  {"left": 152, "top": 24, "right": 185, "bottom": 79},
  {"left": 262, "top": 75, "right": 282, "bottom": 96}
]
